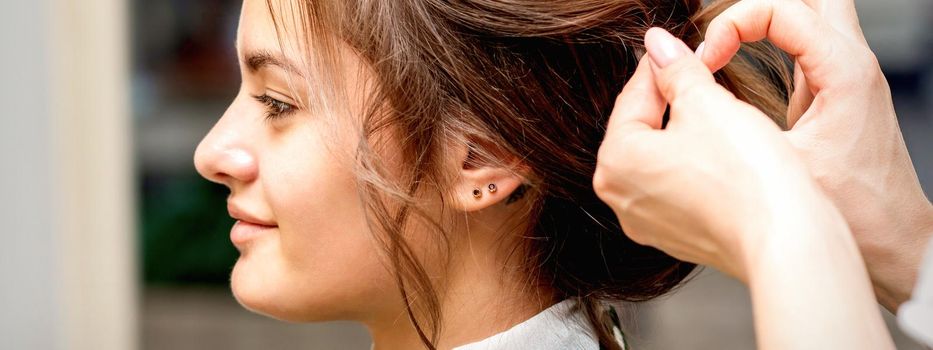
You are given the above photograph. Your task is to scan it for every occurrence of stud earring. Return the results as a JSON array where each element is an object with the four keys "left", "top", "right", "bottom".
[
  {"left": 487, "top": 183, "right": 498, "bottom": 194},
  {"left": 472, "top": 188, "right": 483, "bottom": 199}
]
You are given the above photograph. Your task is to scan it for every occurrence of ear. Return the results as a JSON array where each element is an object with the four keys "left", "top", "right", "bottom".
[{"left": 447, "top": 139, "right": 527, "bottom": 213}]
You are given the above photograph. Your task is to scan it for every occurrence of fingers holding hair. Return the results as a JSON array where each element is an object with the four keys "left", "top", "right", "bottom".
[
  {"left": 699, "top": 0, "right": 842, "bottom": 91},
  {"left": 605, "top": 55, "right": 666, "bottom": 137},
  {"left": 644, "top": 28, "right": 736, "bottom": 122},
  {"left": 596, "top": 55, "right": 666, "bottom": 203}
]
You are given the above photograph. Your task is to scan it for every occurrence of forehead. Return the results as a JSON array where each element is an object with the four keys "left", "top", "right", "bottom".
[{"left": 236, "top": 0, "right": 304, "bottom": 61}]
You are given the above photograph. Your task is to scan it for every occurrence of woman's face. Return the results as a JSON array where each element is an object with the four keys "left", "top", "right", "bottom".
[{"left": 193, "top": 0, "right": 397, "bottom": 322}]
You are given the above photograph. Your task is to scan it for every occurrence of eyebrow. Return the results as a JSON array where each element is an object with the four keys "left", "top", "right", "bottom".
[{"left": 244, "top": 50, "right": 302, "bottom": 76}]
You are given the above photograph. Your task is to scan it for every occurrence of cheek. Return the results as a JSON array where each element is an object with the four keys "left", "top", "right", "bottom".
[
  {"left": 232, "top": 123, "right": 397, "bottom": 321},
  {"left": 268, "top": 122, "right": 373, "bottom": 264}
]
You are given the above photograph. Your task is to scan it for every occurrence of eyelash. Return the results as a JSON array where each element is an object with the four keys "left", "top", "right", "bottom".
[{"left": 252, "top": 94, "right": 297, "bottom": 120}]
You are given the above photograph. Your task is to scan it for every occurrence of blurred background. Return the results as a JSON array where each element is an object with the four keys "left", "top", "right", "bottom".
[{"left": 2, "top": 0, "right": 931, "bottom": 349}]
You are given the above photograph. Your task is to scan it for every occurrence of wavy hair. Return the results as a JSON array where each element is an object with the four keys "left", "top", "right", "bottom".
[{"left": 263, "top": 0, "right": 790, "bottom": 348}]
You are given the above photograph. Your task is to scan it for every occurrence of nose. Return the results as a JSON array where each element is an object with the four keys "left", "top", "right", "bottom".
[{"left": 194, "top": 103, "right": 259, "bottom": 188}]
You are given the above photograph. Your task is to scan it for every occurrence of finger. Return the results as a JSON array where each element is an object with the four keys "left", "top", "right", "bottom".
[
  {"left": 786, "top": 61, "right": 814, "bottom": 128},
  {"left": 595, "top": 67, "right": 666, "bottom": 211},
  {"left": 644, "top": 28, "right": 734, "bottom": 112},
  {"left": 597, "top": 54, "right": 667, "bottom": 195},
  {"left": 699, "top": 0, "right": 842, "bottom": 90},
  {"left": 797, "top": 0, "right": 865, "bottom": 43},
  {"left": 604, "top": 54, "right": 666, "bottom": 138}
]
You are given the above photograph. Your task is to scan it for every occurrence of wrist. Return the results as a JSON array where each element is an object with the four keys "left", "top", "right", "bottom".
[
  {"left": 738, "top": 194, "right": 894, "bottom": 350},
  {"left": 865, "top": 201, "right": 933, "bottom": 312},
  {"left": 736, "top": 182, "right": 854, "bottom": 284}
]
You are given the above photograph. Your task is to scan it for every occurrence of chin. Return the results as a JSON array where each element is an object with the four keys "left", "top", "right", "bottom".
[
  {"left": 228, "top": 257, "right": 298, "bottom": 321},
  {"left": 226, "top": 236, "right": 397, "bottom": 324},
  {"left": 229, "top": 259, "right": 278, "bottom": 317},
  {"left": 228, "top": 256, "right": 338, "bottom": 323}
]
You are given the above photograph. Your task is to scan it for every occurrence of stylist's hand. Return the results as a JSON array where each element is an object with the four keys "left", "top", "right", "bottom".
[
  {"left": 699, "top": 0, "right": 933, "bottom": 311},
  {"left": 594, "top": 28, "right": 895, "bottom": 349},
  {"left": 593, "top": 28, "right": 835, "bottom": 281}
]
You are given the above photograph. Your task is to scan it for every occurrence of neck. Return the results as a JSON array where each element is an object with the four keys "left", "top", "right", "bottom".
[{"left": 367, "top": 216, "right": 556, "bottom": 349}]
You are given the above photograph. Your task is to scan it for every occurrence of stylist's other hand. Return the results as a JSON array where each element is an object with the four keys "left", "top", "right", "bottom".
[
  {"left": 700, "top": 0, "right": 933, "bottom": 311},
  {"left": 594, "top": 28, "right": 838, "bottom": 281},
  {"left": 595, "top": 28, "right": 895, "bottom": 349}
]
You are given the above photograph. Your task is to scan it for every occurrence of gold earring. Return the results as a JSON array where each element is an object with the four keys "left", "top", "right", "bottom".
[
  {"left": 487, "top": 183, "right": 498, "bottom": 194},
  {"left": 472, "top": 188, "right": 483, "bottom": 199}
]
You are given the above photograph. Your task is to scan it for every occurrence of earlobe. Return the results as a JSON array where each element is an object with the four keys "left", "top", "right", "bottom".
[
  {"left": 448, "top": 141, "right": 527, "bottom": 212},
  {"left": 453, "top": 175, "right": 525, "bottom": 212}
]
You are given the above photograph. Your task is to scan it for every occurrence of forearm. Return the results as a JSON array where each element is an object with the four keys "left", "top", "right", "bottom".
[{"left": 744, "top": 195, "right": 895, "bottom": 350}]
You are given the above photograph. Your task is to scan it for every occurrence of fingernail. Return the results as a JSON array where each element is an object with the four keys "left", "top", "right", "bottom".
[
  {"left": 645, "top": 27, "right": 691, "bottom": 68},
  {"left": 695, "top": 42, "right": 706, "bottom": 58}
]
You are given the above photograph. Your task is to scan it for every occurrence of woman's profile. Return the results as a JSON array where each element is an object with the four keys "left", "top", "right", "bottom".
[{"left": 193, "top": 0, "right": 790, "bottom": 348}]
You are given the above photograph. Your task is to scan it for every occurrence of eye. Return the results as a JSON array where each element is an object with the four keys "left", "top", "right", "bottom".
[{"left": 252, "top": 94, "right": 298, "bottom": 121}]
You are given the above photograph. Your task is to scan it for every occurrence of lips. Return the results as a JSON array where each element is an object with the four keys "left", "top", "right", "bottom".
[
  {"left": 227, "top": 202, "right": 277, "bottom": 250},
  {"left": 230, "top": 220, "right": 276, "bottom": 249}
]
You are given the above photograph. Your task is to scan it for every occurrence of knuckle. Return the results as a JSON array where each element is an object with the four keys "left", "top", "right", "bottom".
[
  {"left": 594, "top": 139, "right": 646, "bottom": 200},
  {"left": 594, "top": 147, "right": 623, "bottom": 196},
  {"left": 832, "top": 44, "right": 884, "bottom": 89},
  {"left": 845, "top": 43, "right": 880, "bottom": 73},
  {"left": 612, "top": 87, "right": 628, "bottom": 106},
  {"left": 858, "top": 50, "right": 884, "bottom": 84},
  {"left": 626, "top": 231, "right": 647, "bottom": 246},
  {"left": 625, "top": 227, "right": 653, "bottom": 247},
  {"left": 706, "top": 11, "right": 733, "bottom": 40},
  {"left": 595, "top": 141, "right": 618, "bottom": 169},
  {"left": 592, "top": 165, "right": 612, "bottom": 196}
]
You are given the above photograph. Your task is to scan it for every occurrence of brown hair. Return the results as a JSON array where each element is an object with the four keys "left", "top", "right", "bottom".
[{"left": 265, "top": 0, "right": 789, "bottom": 349}]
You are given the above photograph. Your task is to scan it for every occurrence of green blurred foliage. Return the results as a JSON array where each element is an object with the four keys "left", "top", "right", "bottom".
[{"left": 141, "top": 173, "right": 237, "bottom": 284}]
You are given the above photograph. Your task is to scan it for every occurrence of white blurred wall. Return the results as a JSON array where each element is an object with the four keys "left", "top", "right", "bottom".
[
  {"left": 857, "top": 0, "right": 933, "bottom": 71},
  {"left": 0, "top": 0, "right": 136, "bottom": 349},
  {"left": 0, "top": 1, "right": 61, "bottom": 348}
]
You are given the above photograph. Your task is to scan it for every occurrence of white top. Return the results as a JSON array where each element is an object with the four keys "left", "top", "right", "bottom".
[
  {"left": 453, "top": 300, "right": 623, "bottom": 350},
  {"left": 899, "top": 239, "right": 933, "bottom": 347}
]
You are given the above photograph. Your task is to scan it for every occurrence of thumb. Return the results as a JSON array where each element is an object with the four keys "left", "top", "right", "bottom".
[
  {"left": 604, "top": 55, "right": 666, "bottom": 139},
  {"left": 645, "top": 28, "right": 733, "bottom": 109}
]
